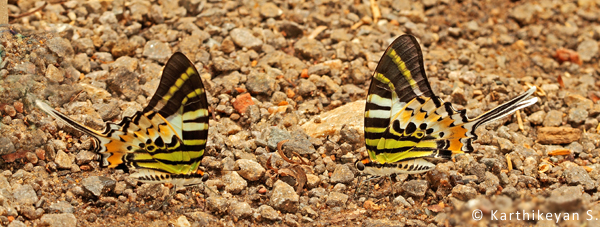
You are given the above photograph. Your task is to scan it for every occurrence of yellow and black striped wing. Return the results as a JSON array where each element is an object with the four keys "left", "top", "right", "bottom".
[
  {"left": 364, "top": 34, "right": 448, "bottom": 164},
  {"left": 37, "top": 52, "right": 210, "bottom": 187},
  {"left": 364, "top": 34, "right": 538, "bottom": 166}
]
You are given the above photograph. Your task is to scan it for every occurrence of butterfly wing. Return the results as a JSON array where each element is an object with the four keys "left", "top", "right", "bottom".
[
  {"left": 364, "top": 35, "right": 538, "bottom": 165},
  {"left": 37, "top": 52, "right": 210, "bottom": 187},
  {"left": 364, "top": 34, "right": 445, "bottom": 164}
]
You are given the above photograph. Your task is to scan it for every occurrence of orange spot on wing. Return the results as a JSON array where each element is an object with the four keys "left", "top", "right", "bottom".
[{"left": 447, "top": 138, "right": 464, "bottom": 152}]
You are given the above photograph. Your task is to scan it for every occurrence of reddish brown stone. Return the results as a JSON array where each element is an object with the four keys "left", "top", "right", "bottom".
[
  {"left": 13, "top": 101, "right": 23, "bottom": 113},
  {"left": 36, "top": 148, "right": 46, "bottom": 161},
  {"left": 232, "top": 93, "right": 254, "bottom": 114}
]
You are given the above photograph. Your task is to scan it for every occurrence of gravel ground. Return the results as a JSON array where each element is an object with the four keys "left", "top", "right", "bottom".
[{"left": 2, "top": 0, "right": 600, "bottom": 226}]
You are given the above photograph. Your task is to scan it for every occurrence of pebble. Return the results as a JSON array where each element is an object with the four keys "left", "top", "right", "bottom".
[
  {"left": 568, "top": 108, "right": 588, "bottom": 125},
  {"left": 326, "top": 191, "right": 348, "bottom": 207},
  {"left": 13, "top": 183, "right": 38, "bottom": 206},
  {"left": 206, "top": 196, "right": 229, "bottom": 214},
  {"left": 577, "top": 39, "right": 598, "bottom": 62},
  {"left": 81, "top": 176, "right": 116, "bottom": 198},
  {"left": 270, "top": 180, "right": 299, "bottom": 213},
  {"left": 213, "top": 57, "right": 240, "bottom": 72},
  {"left": 142, "top": 40, "right": 172, "bottom": 63},
  {"left": 294, "top": 38, "right": 326, "bottom": 60},
  {"left": 527, "top": 110, "right": 546, "bottom": 125},
  {"left": 300, "top": 101, "right": 364, "bottom": 138},
  {"left": 47, "top": 37, "right": 74, "bottom": 58},
  {"left": 547, "top": 185, "right": 583, "bottom": 212},
  {"left": 260, "top": 3, "right": 282, "bottom": 18},
  {"left": 222, "top": 171, "right": 247, "bottom": 194},
  {"left": 451, "top": 185, "right": 477, "bottom": 201},
  {"left": 230, "top": 28, "right": 263, "bottom": 51},
  {"left": 48, "top": 201, "right": 75, "bottom": 213},
  {"left": 563, "top": 166, "right": 595, "bottom": 190},
  {"left": 543, "top": 110, "right": 563, "bottom": 127},
  {"left": 176, "top": 216, "right": 191, "bottom": 227},
  {"left": 54, "top": 150, "right": 73, "bottom": 169},
  {"left": 305, "top": 174, "right": 321, "bottom": 189},
  {"left": 0, "top": 137, "right": 15, "bottom": 155},
  {"left": 329, "top": 164, "right": 354, "bottom": 184},
  {"left": 509, "top": 3, "right": 538, "bottom": 24},
  {"left": 402, "top": 180, "right": 428, "bottom": 197},
  {"left": 235, "top": 159, "right": 265, "bottom": 181},
  {"left": 39, "top": 213, "right": 77, "bottom": 227},
  {"left": 229, "top": 201, "right": 252, "bottom": 220},
  {"left": 246, "top": 70, "right": 276, "bottom": 95},
  {"left": 257, "top": 205, "right": 280, "bottom": 221}
]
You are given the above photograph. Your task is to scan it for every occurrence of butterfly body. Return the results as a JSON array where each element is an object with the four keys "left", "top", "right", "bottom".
[
  {"left": 357, "top": 34, "right": 538, "bottom": 176},
  {"left": 37, "top": 52, "right": 210, "bottom": 188}
]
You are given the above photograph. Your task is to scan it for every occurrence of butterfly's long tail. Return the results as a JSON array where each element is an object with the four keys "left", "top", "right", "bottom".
[
  {"left": 35, "top": 100, "right": 106, "bottom": 140},
  {"left": 466, "top": 86, "right": 538, "bottom": 130}
]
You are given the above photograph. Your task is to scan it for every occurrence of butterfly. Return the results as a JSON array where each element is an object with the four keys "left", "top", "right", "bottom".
[
  {"left": 36, "top": 52, "right": 210, "bottom": 188},
  {"left": 355, "top": 34, "right": 538, "bottom": 176}
]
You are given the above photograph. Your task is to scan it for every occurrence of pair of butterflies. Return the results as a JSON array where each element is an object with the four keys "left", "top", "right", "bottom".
[{"left": 36, "top": 34, "right": 537, "bottom": 188}]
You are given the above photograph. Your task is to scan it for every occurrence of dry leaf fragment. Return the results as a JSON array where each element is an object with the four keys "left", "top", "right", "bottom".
[
  {"left": 548, "top": 149, "right": 571, "bottom": 156},
  {"left": 506, "top": 154, "right": 512, "bottom": 171}
]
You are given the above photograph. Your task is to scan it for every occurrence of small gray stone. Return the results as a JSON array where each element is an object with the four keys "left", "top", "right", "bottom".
[
  {"left": 543, "top": 110, "right": 563, "bottom": 127},
  {"left": 229, "top": 201, "right": 252, "bottom": 220},
  {"left": 206, "top": 196, "right": 229, "bottom": 214},
  {"left": 330, "top": 29, "right": 351, "bottom": 42},
  {"left": 305, "top": 174, "right": 320, "bottom": 189},
  {"left": 294, "top": 38, "right": 326, "bottom": 60},
  {"left": 270, "top": 180, "right": 299, "bottom": 213},
  {"left": 297, "top": 79, "right": 317, "bottom": 96},
  {"left": 307, "top": 64, "right": 330, "bottom": 76},
  {"left": 246, "top": 70, "right": 276, "bottom": 95},
  {"left": 21, "top": 205, "right": 43, "bottom": 220},
  {"left": 235, "top": 159, "right": 265, "bottom": 181},
  {"left": 568, "top": 108, "right": 588, "bottom": 125},
  {"left": 496, "top": 137, "right": 514, "bottom": 153},
  {"left": 510, "top": 3, "right": 538, "bottom": 24},
  {"left": 45, "top": 64, "right": 65, "bottom": 83},
  {"left": 72, "top": 53, "right": 91, "bottom": 73},
  {"left": 0, "top": 137, "right": 15, "bottom": 155},
  {"left": 528, "top": 110, "right": 546, "bottom": 125},
  {"left": 40, "top": 213, "right": 77, "bottom": 227},
  {"left": 142, "top": 40, "right": 172, "bottom": 63},
  {"left": 393, "top": 195, "right": 411, "bottom": 207},
  {"left": 222, "top": 171, "right": 247, "bottom": 194},
  {"left": 479, "top": 172, "right": 500, "bottom": 196},
  {"left": 325, "top": 191, "right": 348, "bottom": 207},
  {"left": 47, "top": 37, "right": 74, "bottom": 58},
  {"left": 13, "top": 184, "right": 38, "bottom": 205},
  {"left": 49, "top": 201, "right": 74, "bottom": 213},
  {"left": 230, "top": 28, "right": 263, "bottom": 50},
  {"left": 577, "top": 39, "right": 598, "bottom": 62},
  {"left": 54, "top": 150, "right": 73, "bottom": 169},
  {"left": 563, "top": 166, "right": 595, "bottom": 190},
  {"left": 111, "top": 56, "right": 139, "bottom": 73},
  {"left": 546, "top": 185, "right": 583, "bottom": 212},
  {"left": 7, "top": 220, "right": 26, "bottom": 227},
  {"left": 81, "top": 176, "right": 116, "bottom": 197},
  {"left": 402, "top": 180, "right": 428, "bottom": 197},
  {"left": 260, "top": 2, "right": 282, "bottom": 18},
  {"left": 213, "top": 57, "right": 240, "bottom": 72},
  {"left": 75, "top": 150, "right": 97, "bottom": 165},
  {"left": 451, "top": 185, "right": 477, "bottom": 201},
  {"left": 106, "top": 67, "right": 141, "bottom": 101},
  {"left": 185, "top": 211, "right": 219, "bottom": 226},
  {"left": 257, "top": 205, "right": 280, "bottom": 221},
  {"left": 330, "top": 164, "right": 353, "bottom": 184}
]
